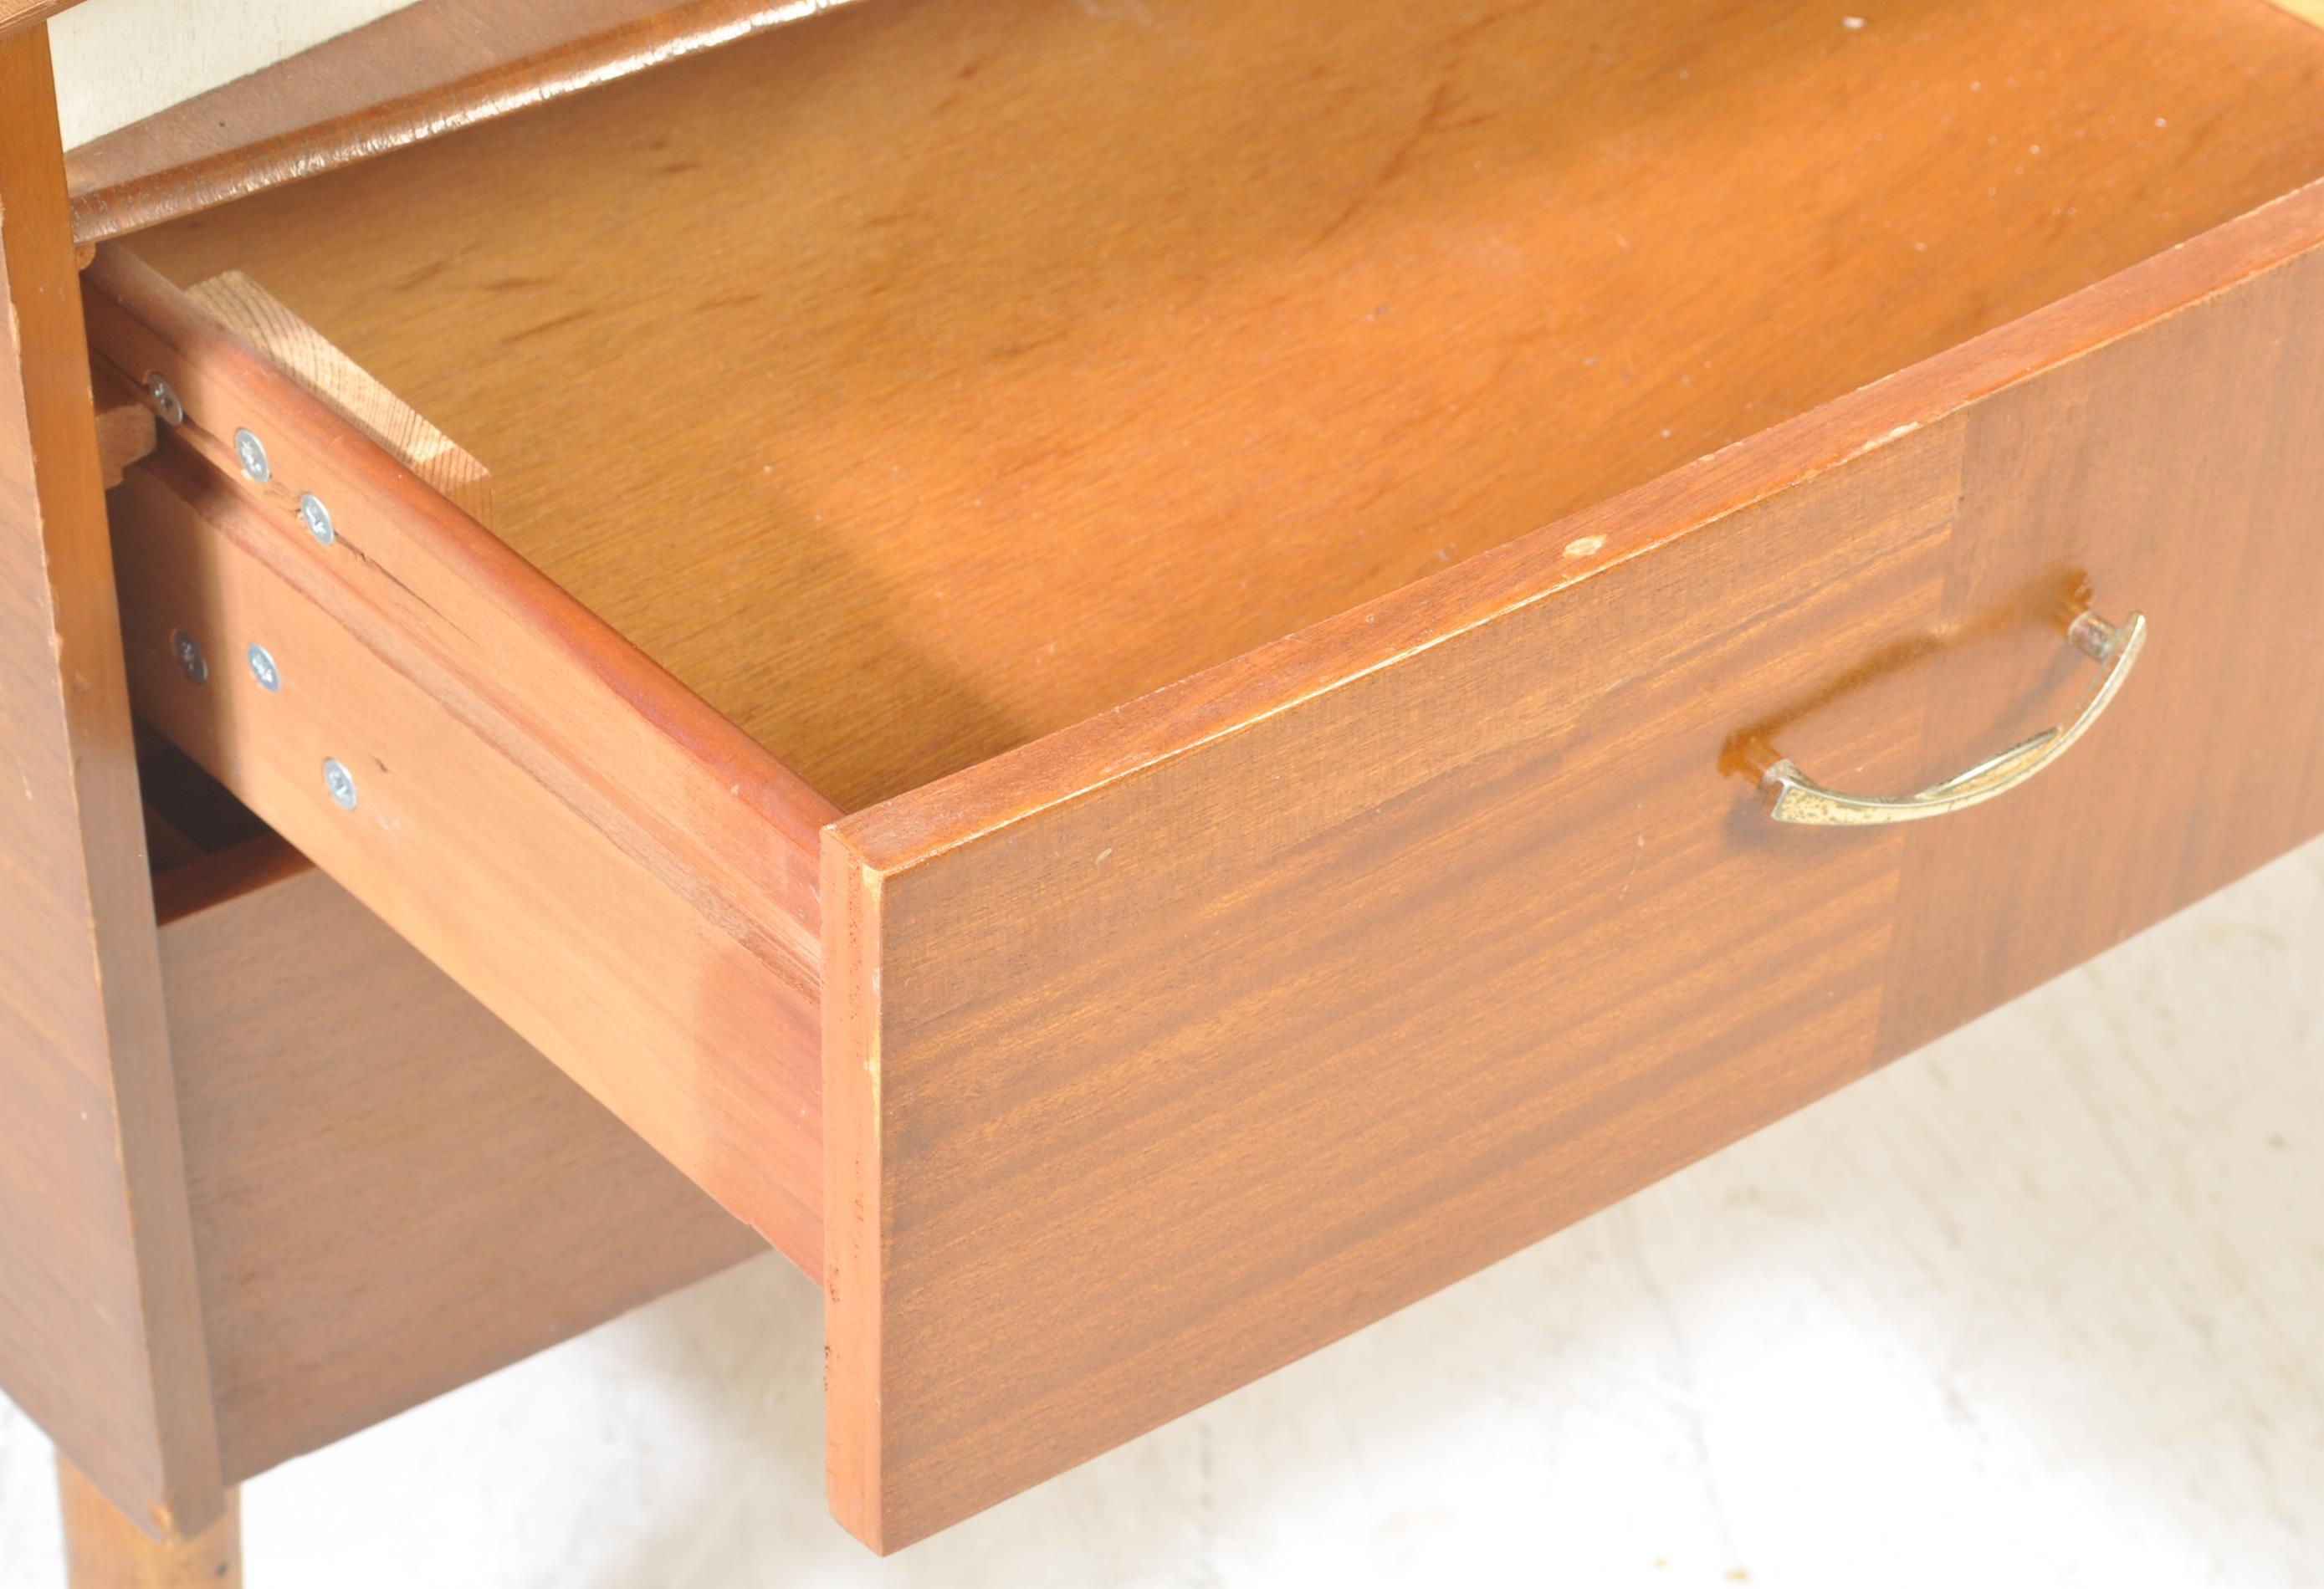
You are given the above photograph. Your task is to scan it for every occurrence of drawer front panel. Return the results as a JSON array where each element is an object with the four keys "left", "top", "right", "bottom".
[{"left": 824, "top": 189, "right": 2324, "bottom": 1549}]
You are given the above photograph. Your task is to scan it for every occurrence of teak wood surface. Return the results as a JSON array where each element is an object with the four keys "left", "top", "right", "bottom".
[
  {"left": 0, "top": 28, "right": 221, "bottom": 1541},
  {"left": 823, "top": 185, "right": 2324, "bottom": 1546},
  {"left": 153, "top": 837, "right": 762, "bottom": 1483},
  {"left": 119, "top": 0, "right": 2324, "bottom": 814},
  {"left": 55, "top": 1459, "right": 238, "bottom": 1589}
]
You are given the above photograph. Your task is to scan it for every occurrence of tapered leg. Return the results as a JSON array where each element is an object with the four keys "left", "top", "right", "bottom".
[{"left": 57, "top": 1459, "right": 239, "bottom": 1589}]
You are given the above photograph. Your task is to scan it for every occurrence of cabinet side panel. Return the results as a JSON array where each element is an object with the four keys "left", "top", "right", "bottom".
[{"left": 0, "top": 30, "right": 220, "bottom": 1538}]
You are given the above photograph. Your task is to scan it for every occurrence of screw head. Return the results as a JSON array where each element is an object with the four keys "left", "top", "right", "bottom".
[
  {"left": 171, "top": 631, "right": 207, "bottom": 683},
  {"left": 233, "top": 427, "right": 271, "bottom": 483},
  {"left": 246, "top": 643, "right": 280, "bottom": 692},
  {"left": 323, "top": 758, "right": 359, "bottom": 811},
  {"left": 299, "top": 492, "right": 335, "bottom": 546},
  {"left": 144, "top": 374, "right": 184, "bottom": 426}
]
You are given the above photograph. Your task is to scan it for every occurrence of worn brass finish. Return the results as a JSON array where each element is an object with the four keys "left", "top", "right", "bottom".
[{"left": 1762, "top": 611, "right": 2147, "bottom": 826}]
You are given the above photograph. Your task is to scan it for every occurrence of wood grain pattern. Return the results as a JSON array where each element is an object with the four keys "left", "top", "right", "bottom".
[
  {"left": 118, "top": 0, "right": 2324, "bottom": 814},
  {"left": 187, "top": 271, "right": 493, "bottom": 524},
  {"left": 107, "top": 441, "right": 827, "bottom": 1275},
  {"left": 57, "top": 1459, "right": 237, "bottom": 1589},
  {"left": 822, "top": 181, "right": 2324, "bottom": 1549},
  {"left": 154, "top": 835, "right": 765, "bottom": 1483},
  {"left": 63, "top": 0, "right": 860, "bottom": 243},
  {"left": 84, "top": 246, "right": 834, "bottom": 1266},
  {"left": 0, "top": 29, "right": 222, "bottom": 1542},
  {"left": 1876, "top": 238, "right": 2324, "bottom": 1056}
]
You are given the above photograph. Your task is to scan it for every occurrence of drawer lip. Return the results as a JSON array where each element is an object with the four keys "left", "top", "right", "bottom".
[{"left": 834, "top": 174, "right": 2324, "bottom": 874}]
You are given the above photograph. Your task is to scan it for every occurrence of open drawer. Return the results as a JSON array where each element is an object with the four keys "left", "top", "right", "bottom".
[{"left": 84, "top": 0, "right": 2324, "bottom": 1551}]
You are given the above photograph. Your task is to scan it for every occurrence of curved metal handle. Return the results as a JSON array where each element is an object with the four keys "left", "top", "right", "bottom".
[{"left": 1761, "top": 610, "right": 2147, "bottom": 826}]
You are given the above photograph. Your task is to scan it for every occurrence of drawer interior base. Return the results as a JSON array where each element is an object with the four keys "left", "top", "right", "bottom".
[{"left": 117, "top": 0, "right": 2324, "bottom": 811}]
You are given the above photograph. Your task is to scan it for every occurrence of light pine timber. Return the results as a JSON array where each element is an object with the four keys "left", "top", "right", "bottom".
[
  {"left": 823, "top": 181, "right": 2324, "bottom": 1548},
  {"left": 0, "top": 26, "right": 223, "bottom": 1541},
  {"left": 90, "top": 363, "right": 156, "bottom": 488},
  {"left": 185, "top": 270, "right": 493, "bottom": 524},
  {"left": 56, "top": 1459, "right": 238, "bottom": 1589},
  {"left": 118, "top": 0, "right": 2324, "bottom": 814}
]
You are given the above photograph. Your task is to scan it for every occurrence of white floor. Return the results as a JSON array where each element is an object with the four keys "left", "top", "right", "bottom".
[{"left": 3, "top": 839, "right": 2319, "bottom": 1588}]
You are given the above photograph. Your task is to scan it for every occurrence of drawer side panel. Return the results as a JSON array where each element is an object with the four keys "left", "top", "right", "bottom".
[
  {"left": 88, "top": 247, "right": 837, "bottom": 1268},
  {"left": 110, "top": 447, "right": 824, "bottom": 1269}
]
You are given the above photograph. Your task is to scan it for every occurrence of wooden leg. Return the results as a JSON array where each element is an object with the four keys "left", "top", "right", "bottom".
[{"left": 57, "top": 1459, "right": 240, "bottom": 1589}]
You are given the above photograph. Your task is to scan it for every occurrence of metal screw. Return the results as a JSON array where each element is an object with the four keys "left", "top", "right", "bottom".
[
  {"left": 299, "top": 492, "right": 335, "bottom": 546},
  {"left": 171, "top": 631, "right": 207, "bottom": 683},
  {"left": 246, "top": 643, "right": 280, "bottom": 692},
  {"left": 323, "top": 758, "right": 359, "bottom": 811},
  {"left": 233, "top": 427, "right": 271, "bottom": 483},
  {"left": 144, "top": 374, "right": 184, "bottom": 426}
]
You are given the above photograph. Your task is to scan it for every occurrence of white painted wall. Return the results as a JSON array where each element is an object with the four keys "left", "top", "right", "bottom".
[{"left": 46, "top": 0, "right": 419, "bottom": 150}]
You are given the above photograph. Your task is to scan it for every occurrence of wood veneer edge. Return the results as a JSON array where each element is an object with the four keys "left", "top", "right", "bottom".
[{"left": 821, "top": 842, "right": 887, "bottom": 1550}]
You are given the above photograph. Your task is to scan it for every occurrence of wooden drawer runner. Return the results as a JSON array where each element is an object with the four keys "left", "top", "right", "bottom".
[{"left": 84, "top": 0, "right": 2324, "bottom": 1551}]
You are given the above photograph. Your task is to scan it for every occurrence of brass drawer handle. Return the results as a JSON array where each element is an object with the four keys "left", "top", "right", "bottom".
[{"left": 1762, "top": 609, "right": 2147, "bottom": 826}]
